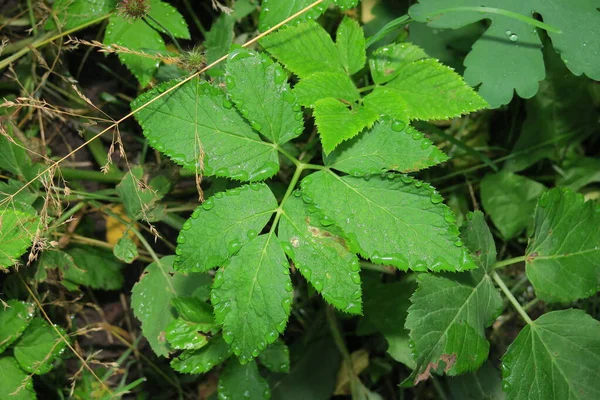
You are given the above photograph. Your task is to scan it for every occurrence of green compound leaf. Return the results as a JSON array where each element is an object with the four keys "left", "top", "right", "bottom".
[
  {"left": 502, "top": 309, "right": 600, "bottom": 400},
  {"left": 131, "top": 256, "right": 212, "bottom": 357},
  {"left": 175, "top": 184, "right": 278, "bottom": 273},
  {"left": 0, "top": 300, "right": 34, "bottom": 354},
  {"left": 302, "top": 171, "right": 476, "bottom": 272},
  {"left": 104, "top": 0, "right": 189, "bottom": 87},
  {"left": 113, "top": 235, "right": 139, "bottom": 264},
  {"left": 260, "top": 21, "right": 345, "bottom": 78},
  {"left": 362, "top": 87, "right": 409, "bottom": 122},
  {"left": 132, "top": 77, "right": 279, "bottom": 180},
  {"left": 212, "top": 235, "right": 292, "bottom": 364},
  {"left": 204, "top": 13, "right": 234, "bottom": 77},
  {"left": 258, "top": 339, "right": 290, "bottom": 373},
  {"left": 65, "top": 246, "right": 123, "bottom": 290},
  {"left": 278, "top": 196, "right": 362, "bottom": 315},
  {"left": 405, "top": 213, "right": 502, "bottom": 385},
  {"left": 293, "top": 72, "right": 360, "bottom": 108},
  {"left": 410, "top": 1, "right": 600, "bottom": 108},
  {"left": 313, "top": 99, "right": 378, "bottom": 153},
  {"left": 369, "top": 43, "right": 428, "bottom": 85},
  {"left": 525, "top": 188, "right": 600, "bottom": 303},
  {"left": 383, "top": 58, "right": 488, "bottom": 121},
  {"left": 13, "top": 318, "right": 68, "bottom": 375},
  {"left": 0, "top": 208, "right": 39, "bottom": 270},
  {"left": 0, "top": 356, "right": 36, "bottom": 400},
  {"left": 171, "top": 335, "right": 231, "bottom": 374},
  {"left": 218, "top": 359, "right": 270, "bottom": 400},
  {"left": 258, "top": 0, "right": 330, "bottom": 32},
  {"left": 225, "top": 49, "right": 303, "bottom": 145},
  {"left": 336, "top": 17, "right": 366, "bottom": 75},
  {"left": 480, "top": 171, "right": 547, "bottom": 240},
  {"left": 325, "top": 119, "right": 449, "bottom": 175},
  {"left": 46, "top": 0, "right": 115, "bottom": 30}
]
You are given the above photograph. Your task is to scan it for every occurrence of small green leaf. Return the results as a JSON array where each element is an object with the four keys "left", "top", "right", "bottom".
[
  {"left": 165, "top": 320, "right": 210, "bottom": 350},
  {"left": 526, "top": 188, "right": 600, "bottom": 303},
  {"left": 175, "top": 184, "right": 277, "bottom": 272},
  {"left": 65, "top": 246, "right": 123, "bottom": 290},
  {"left": 171, "top": 297, "right": 215, "bottom": 326},
  {"left": 557, "top": 157, "right": 600, "bottom": 191},
  {"left": 293, "top": 72, "right": 360, "bottom": 107},
  {"left": 116, "top": 166, "right": 161, "bottom": 221},
  {"left": 0, "top": 300, "right": 34, "bottom": 354},
  {"left": 302, "top": 171, "right": 476, "bottom": 272},
  {"left": 278, "top": 196, "right": 362, "bottom": 314},
  {"left": 13, "top": 318, "right": 68, "bottom": 375},
  {"left": 480, "top": 171, "right": 547, "bottom": 239},
  {"left": 502, "top": 309, "right": 600, "bottom": 400},
  {"left": 461, "top": 211, "right": 497, "bottom": 272},
  {"left": 336, "top": 17, "right": 366, "bottom": 75},
  {"left": 165, "top": 297, "right": 215, "bottom": 349},
  {"left": 219, "top": 359, "right": 270, "bottom": 400},
  {"left": 204, "top": 13, "right": 234, "bottom": 77},
  {"left": 313, "top": 99, "right": 378, "bottom": 153},
  {"left": 46, "top": 0, "right": 115, "bottom": 35},
  {"left": 369, "top": 43, "right": 428, "bottom": 84},
  {"left": 0, "top": 180, "right": 38, "bottom": 207},
  {"left": 131, "top": 256, "right": 212, "bottom": 357},
  {"left": 35, "top": 250, "right": 82, "bottom": 291},
  {"left": 0, "top": 208, "right": 40, "bottom": 270},
  {"left": 0, "top": 127, "right": 32, "bottom": 177},
  {"left": 258, "top": 0, "right": 330, "bottom": 32},
  {"left": 225, "top": 49, "right": 303, "bottom": 144},
  {"left": 448, "top": 362, "right": 505, "bottom": 400},
  {"left": 212, "top": 235, "right": 292, "bottom": 363},
  {"left": 258, "top": 339, "right": 290, "bottom": 373},
  {"left": 362, "top": 87, "right": 409, "bottom": 122},
  {"left": 132, "top": 78, "right": 279, "bottom": 180},
  {"left": 113, "top": 235, "right": 138, "bottom": 264},
  {"left": 260, "top": 21, "right": 345, "bottom": 78},
  {"left": 325, "top": 120, "right": 448, "bottom": 175},
  {"left": 171, "top": 335, "right": 231, "bottom": 374},
  {"left": 0, "top": 356, "right": 36, "bottom": 400}
]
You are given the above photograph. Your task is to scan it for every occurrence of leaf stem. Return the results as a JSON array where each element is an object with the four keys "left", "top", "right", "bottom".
[
  {"left": 493, "top": 255, "right": 528, "bottom": 269},
  {"left": 275, "top": 144, "right": 301, "bottom": 168},
  {"left": 492, "top": 271, "right": 533, "bottom": 325},
  {"left": 326, "top": 306, "right": 360, "bottom": 399},
  {"left": 143, "top": 14, "right": 184, "bottom": 54},
  {"left": 270, "top": 164, "right": 305, "bottom": 232}
]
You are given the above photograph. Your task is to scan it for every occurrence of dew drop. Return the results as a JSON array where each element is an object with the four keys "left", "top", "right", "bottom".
[
  {"left": 401, "top": 175, "right": 414, "bottom": 184},
  {"left": 225, "top": 76, "right": 236, "bottom": 88},
  {"left": 509, "top": 34, "right": 518, "bottom": 42},
  {"left": 183, "top": 220, "right": 192, "bottom": 230},
  {"left": 222, "top": 99, "right": 233, "bottom": 109},
  {"left": 214, "top": 192, "right": 224, "bottom": 199},
  {"left": 202, "top": 198, "right": 215, "bottom": 210},
  {"left": 252, "top": 349, "right": 260, "bottom": 357},
  {"left": 285, "top": 281, "right": 293, "bottom": 292},
  {"left": 420, "top": 140, "right": 432, "bottom": 150},
  {"left": 251, "top": 121, "right": 262, "bottom": 131},
  {"left": 505, "top": 30, "right": 512, "bottom": 36},
  {"left": 430, "top": 191, "right": 444, "bottom": 204},
  {"left": 227, "top": 240, "right": 242, "bottom": 254},
  {"left": 313, "top": 279, "right": 323, "bottom": 291},
  {"left": 247, "top": 229, "right": 258, "bottom": 239},
  {"left": 391, "top": 120, "right": 407, "bottom": 132},
  {"left": 411, "top": 131, "right": 424, "bottom": 140}
]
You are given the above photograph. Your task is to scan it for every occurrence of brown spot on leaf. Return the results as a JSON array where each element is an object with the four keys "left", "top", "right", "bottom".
[
  {"left": 527, "top": 252, "right": 539, "bottom": 263},
  {"left": 414, "top": 354, "right": 457, "bottom": 385},
  {"left": 158, "top": 331, "right": 166, "bottom": 343}
]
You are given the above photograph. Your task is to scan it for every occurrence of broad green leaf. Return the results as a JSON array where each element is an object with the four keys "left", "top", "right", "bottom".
[
  {"left": 0, "top": 128, "right": 32, "bottom": 177},
  {"left": 113, "top": 235, "right": 138, "bottom": 264},
  {"left": 278, "top": 196, "right": 362, "bottom": 314},
  {"left": 35, "top": 250, "right": 83, "bottom": 291},
  {"left": 0, "top": 300, "right": 33, "bottom": 354},
  {"left": 336, "top": 17, "right": 366, "bottom": 75},
  {"left": 410, "top": 0, "right": 600, "bottom": 107},
  {"left": 480, "top": 171, "right": 547, "bottom": 239},
  {"left": 448, "top": 362, "right": 505, "bottom": 400},
  {"left": 225, "top": 49, "right": 303, "bottom": 144},
  {"left": 171, "top": 297, "right": 215, "bottom": 325},
  {"left": 260, "top": 21, "right": 345, "bottom": 78},
  {"left": 212, "top": 235, "right": 292, "bottom": 363},
  {"left": 302, "top": 171, "right": 476, "bottom": 272},
  {"left": 325, "top": 119, "right": 448, "bottom": 175},
  {"left": 175, "top": 184, "right": 277, "bottom": 272},
  {"left": 131, "top": 256, "right": 212, "bottom": 357},
  {"left": 65, "top": 246, "right": 123, "bottom": 290},
  {"left": 204, "top": 13, "right": 234, "bottom": 77},
  {"left": 461, "top": 211, "right": 497, "bottom": 272},
  {"left": 362, "top": 87, "right": 409, "bottom": 122},
  {"left": 166, "top": 297, "right": 215, "bottom": 350},
  {"left": 0, "top": 356, "right": 36, "bottom": 400},
  {"left": 132, "top": 78, "right": 279, "bottom": 180},
  {"left": 369, "top": 43, "right": 428, "bottom": 84},
  {"left": 313, "top": 99, "right": 378, "bottom": 153},
  {"left": 13, "top": 318, "right": 68, "bottom": 375},
  {"left": 171, "top": 335, "right": 231, "bottom": 374},
  {"left": 116, "top": 167, "right": 160, "bottom": 221},
  {"left": 258, "top": 339, "right": 290, "bottom": 373},
  {"left": 165, "top": 320, "right": 209, "bottom": 350},
  {"left": 502, "top": 309, "right": 600, "bottom": 400},
  {"left": 525, "top": 188, "right": 600, "bottom": 303},
  {"left": 293, "top": 72, "right": 360, "bottom": 107},
  {"left": 219, "top": 359, "right": 270, "bottom": 400},
  {"left": 46, "top": 0, "right": 115, "bottom": 30},
  {"left": 258, "top": 0, "right": 330, "bottom": 31},
  {"left": 557, "top": 157, "right": 600, "bottom": 191},
  {"left": 104, "top": 0, "right": 189, "bottom": 86},
  {"left": 0, "top": 208, "right": 39, "bottom": 270},
  {"left": 383, "top": 59, "right": 488, "bottom": 120},
  {"left": 0, "top": 180, "right": 38, "bottom": 207}
]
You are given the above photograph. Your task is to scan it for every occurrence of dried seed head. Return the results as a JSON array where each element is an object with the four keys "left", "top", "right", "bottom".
[
  {"left": 117, "top": 0, "right": 150, "bottom": 21},
  {"left": 181, "top": 47, "right": 206, "bottom": 71}
]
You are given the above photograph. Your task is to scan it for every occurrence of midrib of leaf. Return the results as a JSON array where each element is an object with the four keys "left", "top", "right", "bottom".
[{"left": 530, "top": 247, "right": 599, "bottom": 261}]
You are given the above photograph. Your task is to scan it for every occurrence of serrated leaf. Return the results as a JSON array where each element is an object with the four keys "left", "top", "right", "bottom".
[
  {"left": 334, "top": 0, "right": 358, "bottom": 9},
  {"left": 65, "top": 246, "right": 123, "bottom": 290},
  {"left": 336, "top": 17, "right": 366, "bottom": 75},
  {"left": 13, "top": 318, "right": 68, "bottom": 375},
  {"left": 525, "top": 188, "right": 600, "bottom": 303},
  {"left": 325, "top": 120, "right": 448, "bottom": 175},
  {"left": 410, "top": 0, "right": 600, "bottom": 107},
  {"left": 132, "top": 78, "right": 279, "bottom": 180},
  {"left": 258, "top": 0, "right": 330, "bottom": 32},
  {"left": 293, "top": 72, "right": 360, "bottom": 107},
  {"left": 35, "top": 250, "right": 82, "bottom": 291},
  {"left": 165, "top": 297, "right": 215, "bottom": 350},
  {"left": 0, "top": 356, "right": 36, "bottom": 400},
  {"left": 383, "top": 59, "right": 488, "bottom": 120},
  {"left": 46, "top": 0, "right": 115, "bottom": 30},
  {"left": 225, "top": 49, "right": 303, "bottom": 144},
  {"left": 219, "top": 359, "right": 270, "bottom": 400},
  {"left": 461, "top": 211, "right": 496, "bottom": 272},
  {"left": 0, "top": 208, "right": 39, "bottom": 270},
  {"left": 313, "top": 99, "right": 378, "bottom": 153},
  {"left": 0, "top": 180, "right": 38, "bottom": 207},
  {"left": 131, "top": 256, "right": 212, "bottom": 357},
  {"left": 258, "top": 339, "right": 290, "bottom": 373},
  {"left": 205, "top": 13, "right": 234, "bottom": 77},
  {"left": 212, "top": 235, "right": 292, "bottom": 363},
  {"left": 302, "top": 171, "right": 476, "bottom": 272},
  {"left": 113, "top": 235, "right": 138, "bottom": 264},
  {"left": 557, "top": 157, "right": 600, "bottom": 191},
  {"left": 171, "top": 335, "right": 231, "bottom": 374},
  {"left": 369, "top": 43, "right": 428, "bottom": 84},
  {"left": 165, "top": 320, "right": 209, "bottom": 350},
  {"left": 480, "top": 171, "right": 547, "bottom": 239},
  {"left": 278, "top": 196, "right": 362, "bottom": 314},
  {"left": 116, "top": 166, "right": 161, "bottom": 221},
  {"left": 448, "top": 362, "right": 505, "bottom": 400},
  {"left": 362, "top": 87, "right": 409, "bottom": 122},
  {"left": 0, "top": 129, "right": 32, "bottom": 178},
  {"left": 0, "top": 300, "right": 34, "bottom": 354},
  {"left": 171, "top": 296, "right": 215, "bottom": 325},
  {"left": 502, "top": 309, "right": 600, "bottom": 400},
  {"left": 175, "top": 184, "right": 277, "bottom": 272},
  {"left": 260, "top": 21, "right": 345, "bottom": 78}
]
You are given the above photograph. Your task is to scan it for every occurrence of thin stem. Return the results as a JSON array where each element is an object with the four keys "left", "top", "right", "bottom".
[
  {"left": 144, "top": 15, "right": 184, "bottom": 54},
  {"left": 430, "top": 376, "right": 449, "bottom": 400},
  {"left": 326, "top": 306, "right": 359, "bottom": 399},
  {"left": 276, "top": 145, "right": 301, "bottom": 167},
  {"left": 493, "top": 255, "right": 528, "bottom": 269},
  {"left": 270, "top": 164, "right": 304, "bottom": 232},
  {"left": 182, "top": 0, "right": 207, "bottom": 35},
  {"left": 303, "top": 163, "right": 326, "bottom": 171},
  {"left": 60, "top": 167, "right": 124, "bottom": 183},
  {"left": 48, "top": 202, "right": 86, "bottom": 231},
  {"left": 492, "top": 271, "right": 533, "bottom": 325}
]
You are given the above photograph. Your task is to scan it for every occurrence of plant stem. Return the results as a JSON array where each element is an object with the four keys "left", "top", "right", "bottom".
[
  {"left": 48, "top": 202, "right": 86, "bottom": 231},
  {"left": 430, "top": 376, "right": 449, "bottom": 400},
  {"left": 181, "top": 0, "right": 207, "bottom": 35},
  {"left": 270, "top": 164, "right": 304, "bottom": 232},
  {"left": 144, "top": 15, "right": 184, "bottom": 54},
  {"left": 60, "top": 167, "right": 124, "bottom": 183},
  {"left": 493, "top": 255, "right": 528, "bottom": 269},
  {"left": 326, "top": 306, "right": 360, "bottom": 399},
  {"left": 275, "top": 145, "right": 301, "bottom": 168},
  {"left": 492, "top": 271, "right": 533, "bottom": 325}
]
